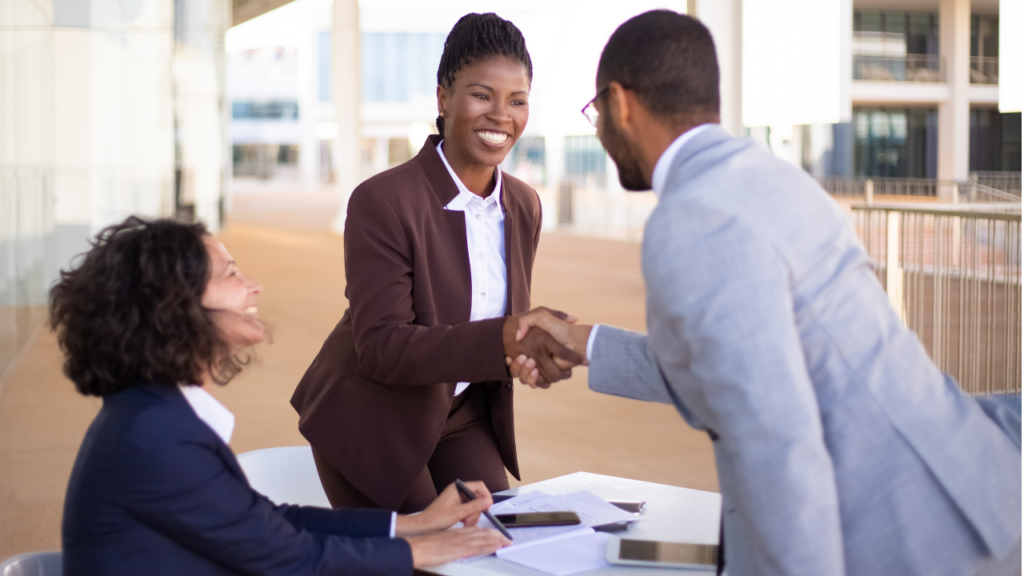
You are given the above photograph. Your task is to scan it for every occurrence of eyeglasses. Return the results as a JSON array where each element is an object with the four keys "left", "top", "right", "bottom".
[{"left": 581, "top": 85, "right": 609, "bottom": 127}]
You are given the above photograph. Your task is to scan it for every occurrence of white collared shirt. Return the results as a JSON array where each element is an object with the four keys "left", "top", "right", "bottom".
[
  {"left": 650, "top": 124, "right": 713, "bottom": 199},
  {"left": 178, "top": 384, "right": 398, "bottom": 536},
  {"left": 437, "top": 140, "right": 508, "bottom": 395},
  {"left": 586, "top": 124, "right": 714, "bottom": 358},
  {"left": 178, "top": 384, "right": 236, "bottom": 445}
]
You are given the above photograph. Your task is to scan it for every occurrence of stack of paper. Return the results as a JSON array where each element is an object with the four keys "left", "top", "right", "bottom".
[{"left": 475, "top": 491, "right": 638, "bottom": 576}]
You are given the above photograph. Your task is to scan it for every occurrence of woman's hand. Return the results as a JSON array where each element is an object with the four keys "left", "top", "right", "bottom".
[
  {"left": 406, "top": 527, "right": 510, "bottom": 567},
  {"left": 395, "top": 481, "right": 493, "bottom": 537},
  {"left": 505, "top": 307, "right": 593, "bottom": 388}
]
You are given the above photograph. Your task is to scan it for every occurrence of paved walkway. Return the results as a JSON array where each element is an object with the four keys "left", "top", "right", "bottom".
[{"left": 0, "top": 192, "right": 716, "bottom": 560}]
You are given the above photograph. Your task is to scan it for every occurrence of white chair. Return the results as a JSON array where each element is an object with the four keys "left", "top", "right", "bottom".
[
  {"left": 0, "top": 551, "right": 61, "bottom": 576},
  {"left": 236, "top": 446, "right": 332, "bottom": 508}
]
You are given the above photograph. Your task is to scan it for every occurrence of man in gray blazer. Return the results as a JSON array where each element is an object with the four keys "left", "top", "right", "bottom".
[{"left": 509, "top": 11, "right": 1021, "bottom": 576}]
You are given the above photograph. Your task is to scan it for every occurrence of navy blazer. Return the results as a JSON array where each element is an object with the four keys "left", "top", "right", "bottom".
[{"left": 62, "top": 383, "right": 414, "bottom": 576}]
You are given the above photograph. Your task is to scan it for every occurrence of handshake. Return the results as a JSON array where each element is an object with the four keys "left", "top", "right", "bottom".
[{"left": 501, "top": 307, "right": 593, "bottom": 388}]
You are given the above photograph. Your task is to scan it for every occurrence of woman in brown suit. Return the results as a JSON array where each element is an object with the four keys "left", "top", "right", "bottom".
[{"left": 291, "top": 13, "right": 583, "bottom": 513}]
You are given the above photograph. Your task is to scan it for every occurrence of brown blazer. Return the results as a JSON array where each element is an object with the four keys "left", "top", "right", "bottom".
[{"left": 291, "top": 135, "right": 541, "bottom": 511}]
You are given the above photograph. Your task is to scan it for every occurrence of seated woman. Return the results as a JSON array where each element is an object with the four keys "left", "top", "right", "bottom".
[{"left": 55, "top": 216, "right": 509, "bottom": 575}]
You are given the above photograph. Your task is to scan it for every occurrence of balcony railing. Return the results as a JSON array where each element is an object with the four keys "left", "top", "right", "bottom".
[
  {"left": 853, "top": 54, "right": 944, "bottom": 83},
  {"left": 817, "top": 175, "right": 1022, "bottom": 203},
  {"left": 852, "top": 204, "right": 1021, "bottom": 395},
  {"left": 970, "top": 56, "right": 999, "bottom": 85},
  {"left": 817, "top": 176, "right": 954, "bottom": 198},
  {"left": 973, "top": 171, "right": 1020, "bottom": 195}
]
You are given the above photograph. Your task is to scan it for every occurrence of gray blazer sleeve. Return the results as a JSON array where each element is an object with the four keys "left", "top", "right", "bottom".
[{"left": 588, "top": 325, "right": 674, "bottom": 405}]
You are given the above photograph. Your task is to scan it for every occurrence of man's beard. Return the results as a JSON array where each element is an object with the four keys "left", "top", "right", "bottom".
[{"left": 600, "top": 118, "right": 650, "bottom": 192}]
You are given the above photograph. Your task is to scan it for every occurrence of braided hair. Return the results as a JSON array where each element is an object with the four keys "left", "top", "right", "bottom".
[{"left": 436, "top": 13, "right": 533, "bottom": 135}]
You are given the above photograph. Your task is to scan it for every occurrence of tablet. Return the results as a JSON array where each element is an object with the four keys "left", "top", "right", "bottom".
[{"left": 606, "top": 537, "right": 717, "bottom": 571}]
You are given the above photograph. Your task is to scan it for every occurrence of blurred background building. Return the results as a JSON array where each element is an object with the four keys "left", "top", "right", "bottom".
[{"left": 2, "top": 0, "right": 1021, "bottom": 406}]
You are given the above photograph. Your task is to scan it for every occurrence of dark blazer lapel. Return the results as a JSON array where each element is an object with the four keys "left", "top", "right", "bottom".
[
  {"left": 417, "top": 135, "right": 473, "bottom": 324},
  {"left": 441, "top": 210, "right": 472, "bottom": 324},
  {"left": 501, "top": 173, "right": 522, "bottom": 316},
  {"left": 166, "top": 384, "right": 249, "bottom": 484},
  {"left": 418, "top": 135, "right": 459, "bottom": 207}
]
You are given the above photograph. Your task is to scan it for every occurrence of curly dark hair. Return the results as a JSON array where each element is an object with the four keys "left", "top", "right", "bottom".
[
  {"left": 435, "top": 12, "right": 533, "bottom": 135},
  {"left": 49, "top": 216, "right": 249, "bottom": 396}
]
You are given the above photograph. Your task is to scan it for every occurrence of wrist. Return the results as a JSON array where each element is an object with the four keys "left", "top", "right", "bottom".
[
  {"left": 573, "top": 324, "right": 593, "bottom": 355},
  {"left": 394, "top": 513, "right": 427, "bottom": 537}
]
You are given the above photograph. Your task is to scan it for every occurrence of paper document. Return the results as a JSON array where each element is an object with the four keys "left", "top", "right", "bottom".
[
  {"left": 473, "top": 490, "right": 637, "bottom": 575},
  {"left": 496, "top": 529, "right": 613, "bottom": 576}
]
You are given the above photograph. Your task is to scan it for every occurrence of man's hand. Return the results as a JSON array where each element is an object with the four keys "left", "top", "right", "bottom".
[
  {"left": 405, "top": 527, "right": 510, "bottom": 567},
  {"left": 505, "top": 308, "right": 594, "bottom": 388},
  {"left": 503, "top": 308, "right": 587, "bottom": 387},
  {"left": 395, "top": 481, "right": 492, "bottom": 537}
]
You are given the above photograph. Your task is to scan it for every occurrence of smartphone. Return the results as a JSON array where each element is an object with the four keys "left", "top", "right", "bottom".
[
  {"left": 493, "top": 511, "right": 581, "bottom": 528},
  {"left": 606, "top": 538, "right": 718, "bottom": 571}
]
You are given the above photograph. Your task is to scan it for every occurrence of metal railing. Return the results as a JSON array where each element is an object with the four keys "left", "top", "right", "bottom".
[
  {"left": 853, "top": 54, "right": 944, "bottom": 83},
  {"left": 970, "top": 56, "right": 999, "bottom": 85},
  {"left": 817, "top": 175, "right": 1022, "bottom": 203},
  {"left": 817, "top": 177, "right": 955, "bottom": 198},
  {"left": 973, "top": 171, "right": 1021, "bottom": 196},
  {"left": 852, "top": 204, "right": 1021, "bottom": 395}
]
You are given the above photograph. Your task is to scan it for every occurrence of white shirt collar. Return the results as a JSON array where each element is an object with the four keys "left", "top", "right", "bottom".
[
  {"left": 178, "top": 384, "right": 235, "bottom": 445},
  {"left": 651, "top": 124, "right": 714, "bottom": 198},
  {"left": 437, "top": 140, "right": 503, "bottom": 214}
]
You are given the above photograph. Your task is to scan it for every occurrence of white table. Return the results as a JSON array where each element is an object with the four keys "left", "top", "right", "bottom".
[{"left": 420, "top": 472, "right": 722, "bottom": 576}]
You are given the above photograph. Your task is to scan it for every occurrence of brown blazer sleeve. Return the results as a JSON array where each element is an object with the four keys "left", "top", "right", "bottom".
[{"left": 344, "top": 180, "right": 510, "bottom": 387}]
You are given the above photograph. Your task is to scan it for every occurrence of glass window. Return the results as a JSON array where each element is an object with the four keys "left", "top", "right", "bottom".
[
  {"left": 564, "top": 135, "right": 606, "bottom": 189},
  {"left": 853, "top": 107, "right": 937, "bottom": 178},
  {"left": 231, "top": 100, "right": 299, "bottom": 120},
  {"left": 970, "top": 109, "right": 1022, "bottom": 172},
  {"left": 361, "top": 32, "right": 445, "bottom": 103}
]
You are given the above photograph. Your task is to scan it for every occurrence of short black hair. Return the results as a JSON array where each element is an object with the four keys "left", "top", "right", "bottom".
[
  {"left": 49, "top": 216, "right": 248, "bottom": 397},
  {"left": 597, "top": 10, "right": 719, "bottom": 125},
  {"left": 435, "top": 13, "right": 533, "bottom": 134}
]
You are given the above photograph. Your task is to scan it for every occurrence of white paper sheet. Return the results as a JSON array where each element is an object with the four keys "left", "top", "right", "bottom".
[{"left": 496, "top": 529, "right": 613, "bottom": 576}]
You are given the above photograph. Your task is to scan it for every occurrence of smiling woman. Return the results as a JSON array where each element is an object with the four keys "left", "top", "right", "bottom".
[
  {"left": 290, "top": 13, "right": 584, "bottom": 514},
  {"left": 51, "top": 217, "right": 512, "bottom": 575}
]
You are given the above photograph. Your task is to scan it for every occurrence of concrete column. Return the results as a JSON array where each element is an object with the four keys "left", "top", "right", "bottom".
[
  {"left": 329, "top": 0, "right": 361, "bottom": 233},
  {"left": 937, "top": 0, "right": 971, "bottom": 200},
  {"left": 297, "top": 1, "right": 319, "bottom": 189},
  {"left": 691, "top": 0, "right": 742, "bottom": 137}
]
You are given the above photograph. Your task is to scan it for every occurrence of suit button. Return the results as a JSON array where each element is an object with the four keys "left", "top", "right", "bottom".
[{"left": 475, "top": 213, "right": 482, "bottom": 220}]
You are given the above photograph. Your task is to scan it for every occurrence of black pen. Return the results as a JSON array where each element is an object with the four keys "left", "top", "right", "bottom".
[{"left": 454, "top": 479, "right": 514, "bottom": 541}]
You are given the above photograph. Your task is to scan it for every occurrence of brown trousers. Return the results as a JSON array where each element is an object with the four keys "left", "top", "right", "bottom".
[{"left": 311, "top": 383, "right": 510, "bottom": 513}]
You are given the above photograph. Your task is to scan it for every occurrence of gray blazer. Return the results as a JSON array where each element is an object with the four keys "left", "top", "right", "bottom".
[{"left": 589, "top": 125, "right": 1021, "bottom": 576}]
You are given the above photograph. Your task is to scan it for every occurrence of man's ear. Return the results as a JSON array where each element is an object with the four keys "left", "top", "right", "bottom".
[{"left": 605, "top": 81, "right": 633, "bottom": 133}]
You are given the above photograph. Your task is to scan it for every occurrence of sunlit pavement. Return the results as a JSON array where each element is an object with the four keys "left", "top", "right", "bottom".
[{"left": 0, "top": 191, "right": 716, "bottom": 559}]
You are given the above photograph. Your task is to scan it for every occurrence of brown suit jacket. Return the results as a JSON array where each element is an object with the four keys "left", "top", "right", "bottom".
[{"left": 291, "top": 135, "right": 541, "bottom": 511}]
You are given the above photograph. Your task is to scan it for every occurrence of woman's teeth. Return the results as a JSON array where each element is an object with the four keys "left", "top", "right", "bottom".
[
  {"left": 477, "top": 131, "right": 508, "bottom": 145},
  {"left": 243, "top": 306, "right": 258, "bottom": 316}
]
